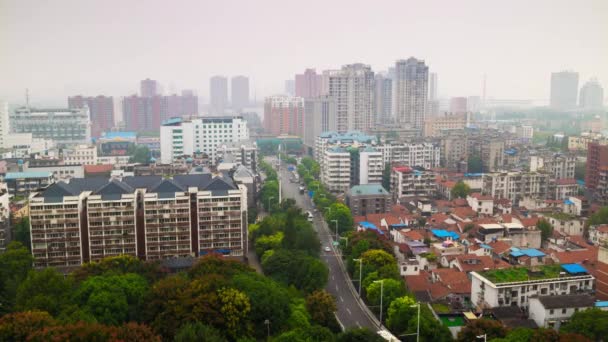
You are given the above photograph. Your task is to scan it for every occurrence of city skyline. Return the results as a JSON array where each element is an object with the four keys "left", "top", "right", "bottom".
[{"left": 1, "top": 0, "right": 607, "bottom": 106}]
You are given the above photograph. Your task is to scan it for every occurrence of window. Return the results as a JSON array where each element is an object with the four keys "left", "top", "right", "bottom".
[
  {"left": 549, "top": 309, "right": 554, "bottom": 315},
  {"left": 562, "top": 308, "right": 567, "bottom": 314}
]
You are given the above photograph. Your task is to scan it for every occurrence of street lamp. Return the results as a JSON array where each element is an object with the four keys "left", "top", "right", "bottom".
[
  {"left": 373, "top": 279, "right": 384, "bottom": 326},
  {"left": 353, "top": 258, "right": 363, "bottom": 296},
  {"left": 399, "top": 302, "right": 421, "bottom": 342},
  {"left": 264, "top": 319, "right": 270, "bottom": 339},
  {"left": 476, "top": 334, "right": 487, "bottom": 342},
  {"left": 331, "top": 219, "right": 339, "bottom": 243},
  {"left": 267, "top": 196, "right": 274, "bottom": 211}
]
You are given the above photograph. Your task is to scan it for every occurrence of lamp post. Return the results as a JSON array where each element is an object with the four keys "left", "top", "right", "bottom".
[
  {"left": 264, "top": 319, "right": 270, "bottom": 340},
  {"left": 267, "top": 196, "right": 274, "bottom": 212},
  {"left": 331, "top": 219, "right": 339, "bottom": 243},
  {"left": 476, "top": 334, "right": 487, "bottom": 342},
  {"left": 353, "top": 258, "right": 363, "bottom": 296},
  {"left": 373, "top": 279, "right": 384, "bottom": 326},
  {"left": 400, "top": 302, "right": 421, "bottom": 342}
]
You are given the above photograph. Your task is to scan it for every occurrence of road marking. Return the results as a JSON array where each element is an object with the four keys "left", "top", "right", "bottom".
[
  {"left": 340, "top": 296, "right": 344, "bottom": 302},
  {"left": 346, "top": 308, "right": 352, "bottom": 315},
  {"left": 332, "top": 275, "right": 335, "bottom": 280},
  {"left": 335, "top": 284, "right": 339, "bottom": 291},
  {"left": 356, "top": 321, "right": 361, "bottom": 328}
]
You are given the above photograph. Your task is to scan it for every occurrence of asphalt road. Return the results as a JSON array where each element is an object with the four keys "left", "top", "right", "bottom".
[{"left": 269, "top": 157, "right": 377, "bottom": 330}]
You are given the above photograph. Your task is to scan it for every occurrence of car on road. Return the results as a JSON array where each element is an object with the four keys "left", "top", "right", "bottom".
[
  {"left": 324, "top": 246, "right": 331, "bottom": 252},
  {"left": 306, "top": 211, "right": 314, "bottom": 222}
]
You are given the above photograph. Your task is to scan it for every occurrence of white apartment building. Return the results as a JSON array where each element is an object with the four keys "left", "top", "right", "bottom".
[
  {"left": 528, "top": 295, "right": 595, "bottom": 330},
  {"left": 63, "top": 145, "right": 98, "bottom": 165},
  {"left": 390, "top": 166, "right": 436, "bottom": 200},
  {"left": 423, "top": 112, "right": 468, "bottom": 137},
  {"left": 314, "top": 131, "right": 377, "bottom": 161},
  {"left": 471, "top": 264, "right": 595, "bottom": 310},
  {"left": 325, "top": 64, "right": 375, "bottom": 133},
  {"left": 467, "top": 193, "right": 494, "bottom": 215},
  {"left": 10, "top": 106, "right": 91, "bottom": 145},
  {"left": 1, "top": 102, "right": 53, "bottom": 153},
  {"left": 516, "top": 125, "right": 534, "bottom": 140},
  {"left": 377, "top": 141, "right": 440, "bottom": 169},
  {"left": 320, "top": 146, "right": 383, "bottom": 193},
  {"left": 216, "top": 141, "right": 258, "bottom": 168},
  {"left": 303, "top": 96, "right": 336, "bottom": 149},
  {"left": 160, "top": 116, "right": 249, "bottom": 164},
  {"left": 482, "top": 172, "right": 550, "bottom": 203},
  {"left": 530, "top": 154, "right": 576, "bottom": 180}
]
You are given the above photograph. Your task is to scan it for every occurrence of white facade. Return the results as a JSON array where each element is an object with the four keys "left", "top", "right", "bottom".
[
  {"left": 63, "top": 145, "right": 98, "bottom": 165},
  {"left": 528, "top": 295, "right": 594, "bottom": 330},
  {"left": 541, "top": 214, "right": 585, "bottom": 236},
  {"left": 516, "top": 125, "right": 534, "bottom": 140},
  {"left": 321, "top": 148, "right": 351, "bottom": 192},
  {"left": 97, "top": 155, "right": 131, "bottom": 166},
  {"left": 390, "top": 166, "right": 436, "bottom": 200},
  {"left": 160, "top": 117, "right": 249, "bottom": 164},
  {"left": 471, "top": 270, "right": 594, "bottom": 310},
  {"left": 10, "top": 107, "right": 91, "bottom": 145},
  {"left": 303, "top": 96, "right": 336, "bottom": 148},
  {"left": 359, "top": 149, "right": 383, "bottom": 185},
  {"left": 467, "top": 194, "right": 494, "bottom": 215},
  {"left": 482, "top": 172, "right": 550, "bottom": 203},
  {"left": 325, "top": 64, "right": 375, "bottom": 133},
  {"left": 377, "top": 142, "right": 440, "bottom": 169},
  {"left": 24, "top": 165, "right": 85, "bottom": 181},
  {"left": 394, "top": 58, "right": 428, "bottom": 129}
]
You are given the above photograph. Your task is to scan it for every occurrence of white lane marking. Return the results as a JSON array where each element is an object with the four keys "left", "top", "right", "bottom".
[
  {"left": 340, "top": 296, "right": 344, "bottom": 302},
  {"left": 332, "top": 275, "right": 335, "bottom": 280},
  {"left": 356, "top": 321, "right": 361, "bottom": 328},
  {"left": 335, "top": 284, "right": 339, "bottom": 291},
  {"left": 346, "top": 308, "right": 352, "bottom": 315}
]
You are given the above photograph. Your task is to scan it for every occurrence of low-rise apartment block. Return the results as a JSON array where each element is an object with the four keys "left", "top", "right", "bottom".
[
  {"left": 482, "top": 172, "right": 550, "bottom": 204},
  {"left": 471, "top": 264, "right": 595, "bottom": 310},
  {"left": 29, "top": 173, "right": 248, "bottom": 268},
  {"left": 320, "top": 146, "right": 383, "bottom": 193},
  {"left": 528, "top": 294, "right": 595, "bottom": 330},
  {"left": 390, "top": 166, "right": 435, "bottom": 201},
  {"left": 377, "top": 141, "right": 440, "bottom": 170},
  {"left": 346, "top": 184, "right": 392, "bottom": 216}
]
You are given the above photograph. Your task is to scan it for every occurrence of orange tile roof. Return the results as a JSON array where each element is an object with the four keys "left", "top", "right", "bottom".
[
  {"left": 555, "top": 178, "right": 578, "bottom": 185},
  {"left": 452, "top": 207, "right": 477, "bottom": 219},
  {"left": 487, "top": 240, "right": 512, "bottom": 255},
  {"left": 405, "top": 271, "right": 430, "bottom": 292},
  {"left": 596, "top": 224, "right": 608, "bottom": 233},
  {"left": 471, "top": 192, "right": 493, "bottom": 201},
  {"left": 84, "top": 164, "right": 113, "bottom": 174},
  {"left": 452, "top": 198, "right": 468, "bottom": 207},
  {"left": 519, "top": 217, "right": 540, "bottom": 228},
  {"left": 353, "top": 216, "right": 366, "bottom": 224},
  {"left": 554, "top": 248, "right": 598, "bottom": 264},
  {"left": 400, "top": 230, "right": 424, "bottom": 241},
  {"left": 454, "top": 255, "right": 511, "bottom": 273}
]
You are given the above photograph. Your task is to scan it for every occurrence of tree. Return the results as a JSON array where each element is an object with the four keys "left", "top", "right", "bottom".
[
  {"left": 468, "top": 155, "right": 483, "bottom": 173},
  {"left": 71, "top": 254, "right": 166, "bottom": 284},
  {"left": 254, "top": 232, "right": 284, "bottom": 256},
  {"left": 337, "top": 328, "right": 384, "bottom": 342},
  {"left": 260, "top": 180, "right": 280, "bottom": 212},
  {"left": 230, "top": 272, "right": 291, "bottom": 339},
  {"left": 560, "top": 308, "right": 608, "bottom": 341},
  {"left": 11, "top": 217, "right": 30, "bottom": 251},
  {"left": 174, "top": 322, "right": 227, "bottom": 342},
  {"left": 16, "top": 268, "right": 73, "bottom": 316},
  {"left": 588, "top": 206, "right": 608, "bottom": 226},
  {"left": 382, "top": 164, "right": 391, "bottom": 191},
  {"left": 365, "top": 279, "right": 406, "bottom": 315},
  {"left": 189, "top": 254, "right": 254, "bottom": 279},
  {"left": 360, "top": 249, "right": 397, "bottom": 272},
  {"left": 457, "top": 319, "right": 507, "bottom": 342},
  {"left": 306, "top": 290, "right": 339, "bottom": 332},
  {"left": 129, "top": 145, "right": 151, "bottom": 164},
  {"left": 26, "top": 321, "right": 161, "bottom": 342},
  {"left": 73, "top": 273, "right": 149, "bottom": 325},
  {"left": 145, "top": 275, "right": 191, "bottom": 339},
  {"left": 217, "top": 287, "right": 252, "bottom": 339},
  {"left": 536, "top": 219, "right": 554, "bottom": 241},
  {"left": 451, "top": 181, "right": 471, "bottom": 199},
  {"left": 0, "top": 310, "right": 56, "bottom": 342},
  {"left": 325, "top": 203, "right": 354, "bottom": 235},
  {"left": 262, "top": 250, "right": 328, "bottom": 293},
  {"left": 0, "top": 241, "right": 34, "bottom": 314},
  {"left": 385, "top": 296, "right": 417, "bottom": 333}
]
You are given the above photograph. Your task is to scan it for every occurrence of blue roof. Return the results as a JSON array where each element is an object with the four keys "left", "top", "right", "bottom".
[
  {"left": 480, "top": 244, "right": 492, "bottom": 249},
  {"left": 102, "top": 131, "right": 136, "bottom": 139},
  {"left": 564, "top": 199, "right": 574, "bottom": 205},
  {"left": 162, "top": 117, "right": 183, "bottom": 126},
  {"left": 595, "top": 301, "right": 608, "bottom": 308},
  {"left": 510, "top": 248, "right": 545, "bottom": 258},
  {"left": 5, "top": 171, "right": 52, "bottom": 180},
  {"left": 504, "top": 149, "right": 517, "bottom": 155},
  {"left": 577, "top": 180, "right": 585, "bottom": 186},
  {"left": 561, "top": 263, "right": 588, "bottom": 274},
  {"left": 431, "top": 229, "right": 460, "bottom": 240},
  {"left": 359, "top": 221, "right": 384, "bottom": 235},
  {"left": 464, "top": 173, "right": 483, "bottom": 177}
]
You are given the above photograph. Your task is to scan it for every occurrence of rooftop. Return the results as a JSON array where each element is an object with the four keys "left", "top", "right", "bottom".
[
  {"left": 349, "top": 184, "right": 390, "bottom": 196},
  {"left": 479, "top": 264, "right": 579, "bottom": 284},
  {"left": 5, "top": 171, "right": 53, "bottom": 180},
  {"left": 535, "top": 294, "right": 595, "bottom": 309}
]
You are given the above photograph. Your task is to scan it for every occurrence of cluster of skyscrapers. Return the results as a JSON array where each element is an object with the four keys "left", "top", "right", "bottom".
[
  {"left": 550, "top": 71, "right": 604, "bottom": 110},
  {"left": 209, "top": 75, "right": 250, "bottom": 115}
]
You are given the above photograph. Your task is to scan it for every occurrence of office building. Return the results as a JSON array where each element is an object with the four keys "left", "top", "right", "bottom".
[
  {"left": 164, "top": 90, "right": 199, "bottom": 118},
  {"left": 160, "top": 116, "right": 249, "bottom": 164},
  {"left": 550, "top": 71, "right": 579, "bottom": 110},
  {"left": 346, "top": 184, "right": 392, "bottom": 217},
  {"left": 284, "top": 80, "right": 295, "bottom": 96},
  {"left": 10, "top": 107, "right": 91, "bottom": 145},
  {"left": 325, "top": 64, "right": 375, "bottom": 133},
  {"left": 303, "top": 96, "right": 336, "bottom": 149},
  {"left": 263, "top": 95, "right": 304, "bottom": 137},
  {"left": 62, "top": 145, "right": 98, "bottom": 165},
  {"left": 390, "top": 166, "right": 436, "bottom": 200},
  {"left": 579, "top": 78, "right": 604, "bottom": 109},
  {"left": 123, "top": 91, "right": 198, "bottom": 132},
  {"left": 210, "top": 75, "right": 228, "bottom": 115},
  {"left": 423, "top": 112, "right": 468, "bottom": 137},
  {"left": 68, "top": 95, "right": 115, "bottom": 138},
  {"left": 216, "top": 141, "right": 258, "bottom": 171},
  {"left": 29, "top": 173, "right": 248, "bottom": 268},
  {"left": 231, "top": 76, "right": 249, "bottom": 112},
  {"left": 426, "top": 73, "right": 439, "bottom": 117},
  {"left": 394, "top": 58, "right": 428, "bottom": 129},
  {"left": 471, "top": 264, "right": 595, "bottom": 310},
  {"left": 140, "top": 78, "right": 159, "bottom": 97},
  {"left": 449, "top": 97, "right": 467, "bottom": 113},
  {"left": 375, "top": 74, "right": 392, "bottom": 124},
  {"left": 296, "top": 69, "right": 323, "bottom": 98}
]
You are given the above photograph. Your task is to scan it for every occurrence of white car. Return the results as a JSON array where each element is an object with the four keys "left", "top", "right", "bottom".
[{"left": 324, "top": 246, "right": 331, "bottom": 252}]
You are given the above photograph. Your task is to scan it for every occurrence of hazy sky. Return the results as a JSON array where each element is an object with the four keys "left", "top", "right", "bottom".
[{"left": 1, "top": 0, "right": 607, "bottom": 106}]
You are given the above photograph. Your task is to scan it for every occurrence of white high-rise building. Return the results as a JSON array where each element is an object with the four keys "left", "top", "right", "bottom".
[
  {"left": 210, "top": 76, "right": 228, "bottom": 115},
  {"left": 325, "top": 64, "right": 375, "bottom": 133},
  {"left": 395, "top": 58, "right": 429, "bottom": 129},
  {"left": 231, "top": 76, "right": 249, "bottom": 112},
  {"left": 160, "top": 116, "right": 249, "bottom": 163},
  {"left": 579, "top": 78, "right": 604, "bottom": 110},
  {"left": 374, "top": 74, "right": 392, "bottom": 124},
  {"left": 303, "top": 96, "right": 336, "bottom": 148},
  {"left": 550, "top": 71, "right": 579, "bottom": 110}
]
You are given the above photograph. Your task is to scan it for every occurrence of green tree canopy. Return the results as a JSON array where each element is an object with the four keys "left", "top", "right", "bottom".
[
  {"left": 15, "top": 268, "right": 73, "bottom": 316},
  {"left": 385, "top": 296, "right": 417, "bottom": 333},
  {"left": 560, "top": 308, "right": 608, "bottom": 341},
  {"left": 365, "top": 279, "right": 406, "bottom": 316},
  {"left": 262, "top": 250, "right": 328, "bottom": 293},
  {"left": 325, "top": 203, "right": 354, "bottom": 236},
  {"left": 174, "top": 322, "right": 227, "bottom": 342},
  {"left": 11, "top": 217, "right": 30, "bottom": 252},
  {"left": 457, "top": 319, "right": 507, "bottom": 342},
  {"left": 305, "top": 290, "right": 339, "bottom": 332},
  {"left": 536, "top": 219, "right": 554, "bottom": 241},
  {"left": 0, "top": 310, "right": 57, "bottom": 342},
  {"left": 451, "top": 180, "right": 471, "bottom": 199},
  {"left": 0, "top": 241, "right": 34, "bottom": 314},
  {"left": 337, "top": 328, "right": 384, "bottom": 342}
]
